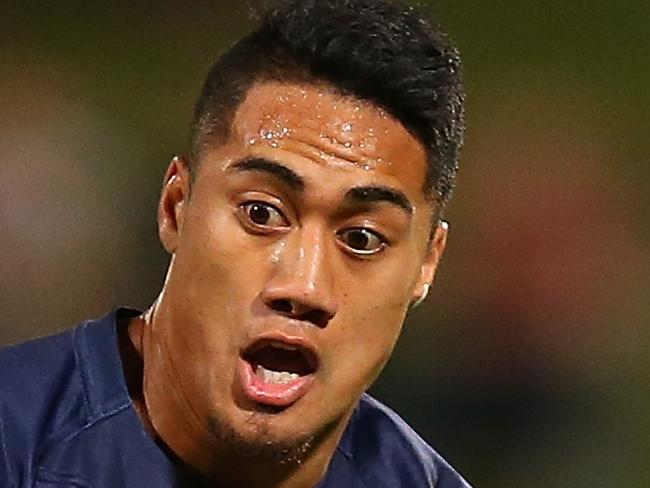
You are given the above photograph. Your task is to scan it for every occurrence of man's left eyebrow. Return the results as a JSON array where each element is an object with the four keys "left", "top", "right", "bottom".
[{"left": 344, "top": 186, "right": 413, "bottom": 216}]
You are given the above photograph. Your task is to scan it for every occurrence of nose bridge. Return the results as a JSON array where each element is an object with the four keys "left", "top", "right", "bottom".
[
  {"left": 284, "top": 221, "right": 331, "bottom": 295},
  {"left": 264, "top": 220, "right": 338, "bottom": 318}
]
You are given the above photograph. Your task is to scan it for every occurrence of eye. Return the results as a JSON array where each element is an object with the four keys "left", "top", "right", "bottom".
[
  {"left": 238, "top": 201, "right": 288, "bottom": 229},
  {"left": 337, "top": 228, "right": 387, "bottom": 256}
]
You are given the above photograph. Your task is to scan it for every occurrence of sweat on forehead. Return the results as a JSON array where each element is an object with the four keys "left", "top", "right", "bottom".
[
  {"left": 226, "top": 81, "right": 427, "bottom": 176},
  {"left": 235, "top": 81, "right": 386, "bottom": 132}
]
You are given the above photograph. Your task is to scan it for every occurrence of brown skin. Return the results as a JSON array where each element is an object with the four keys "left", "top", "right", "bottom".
[{"left": 126, "top": 81, "right": 448, "bottom": 487}]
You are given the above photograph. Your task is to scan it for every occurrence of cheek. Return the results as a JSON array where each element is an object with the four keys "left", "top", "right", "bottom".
[
  {"left": 173, "top": 201, "right": 268, "bottom": 305},
  {"left": 348, "top": 298, "right": 406, "bottom": 357},
  {"left": 328, "top": 295, "right": 408, "bottom": 391},
  {"left": 326, "top": 260, "right": 418, "bottom": 382},
  {"left": 344, "top": 258, "right": 418, "bottom": 322},
  {"left": 161, "top": 204, "right": 265, "bottom": 366}
]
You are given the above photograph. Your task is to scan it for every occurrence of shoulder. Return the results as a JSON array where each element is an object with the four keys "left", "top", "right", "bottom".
[
  {"left": 0, "top": 324, "right": 89, "bottom": 482},
  {"left": 338, "top": 394, "right": 472, "bottom": 488},
  {"left": 0, "top": 327, "right": 81, "bottom": 419}
]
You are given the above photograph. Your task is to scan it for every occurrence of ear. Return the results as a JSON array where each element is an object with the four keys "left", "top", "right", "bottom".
[
  {"left": 158, "top": 156, "right": 191, "bottom": 254},
  {"left": 411, "top": 220, "right": 449, "bottom": 307}
]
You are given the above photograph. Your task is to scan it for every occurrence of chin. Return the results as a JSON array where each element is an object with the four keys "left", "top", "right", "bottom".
[{"left": 207, "top": 408, "right": 318, "bottom": 465}]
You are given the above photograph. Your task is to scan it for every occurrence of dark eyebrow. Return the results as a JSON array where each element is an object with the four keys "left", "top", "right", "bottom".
[
  {"left": 229, "top": 157, "right": 305, "bottom": 192},
  {"left": 344, "top": 186, "right": 413, "bottom": 216}
]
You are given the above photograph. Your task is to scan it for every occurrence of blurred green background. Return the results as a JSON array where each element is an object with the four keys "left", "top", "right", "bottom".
[{"left": 1, "top": 1, "right": 649, "bottom": 486}]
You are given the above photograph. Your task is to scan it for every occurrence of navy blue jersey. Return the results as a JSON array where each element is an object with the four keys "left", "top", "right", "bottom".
[{"left": 0, "top": 309, "right": 472, "bottom": 487}]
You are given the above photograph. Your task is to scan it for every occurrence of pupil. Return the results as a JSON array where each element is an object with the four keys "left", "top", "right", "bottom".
[
  {"left": 348, "top": 230, "right": 369, "bottom": 250},
  {"left": 250, "top": 204, "right": 270, "bottom": 224}
]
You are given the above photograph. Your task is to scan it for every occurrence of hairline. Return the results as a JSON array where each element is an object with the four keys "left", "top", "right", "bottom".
[{"left": 190, "top": 74, "right": 443, "bottom": 216}]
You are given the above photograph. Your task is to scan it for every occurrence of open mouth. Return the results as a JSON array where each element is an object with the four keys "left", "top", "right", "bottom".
[
  {"left": 244, "top": 339, "right": 318, "bottom": 381},
  {"left": 238, "top": 338, "right": 319, "bottom": 408}
]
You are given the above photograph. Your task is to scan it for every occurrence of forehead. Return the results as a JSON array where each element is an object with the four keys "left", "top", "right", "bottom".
[{"left": 228, "top": 81, "right": 428, "bottom": 190}]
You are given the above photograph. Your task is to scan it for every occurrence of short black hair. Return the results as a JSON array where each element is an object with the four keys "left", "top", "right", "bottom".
[{"left": 190, "top": 0, "right": 465, "bottom": 208}]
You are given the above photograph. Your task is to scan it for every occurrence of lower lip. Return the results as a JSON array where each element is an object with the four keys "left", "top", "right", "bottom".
[{"left": 238, "top": 358, "right": 315, "bottom": 408}]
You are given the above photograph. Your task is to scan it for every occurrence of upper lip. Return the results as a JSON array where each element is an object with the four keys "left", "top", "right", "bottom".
[{"left": 241, "top": 332, "right": 320, "bottom": 373}]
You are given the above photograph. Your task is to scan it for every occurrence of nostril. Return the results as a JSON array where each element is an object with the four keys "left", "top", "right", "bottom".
[
  {"left": 297, "top": 309, "right": 331, "bottom": 329},
  {"left": 267, "top": 299, "right": 332, "bottom": 328},
  {"left": 269, "top": 299, "right": 293, "bottom": 315}
]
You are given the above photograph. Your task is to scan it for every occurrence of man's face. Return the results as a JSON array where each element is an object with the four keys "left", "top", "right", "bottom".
[{"left": 151, "top": 81, "right": 446, "bottom": 463}]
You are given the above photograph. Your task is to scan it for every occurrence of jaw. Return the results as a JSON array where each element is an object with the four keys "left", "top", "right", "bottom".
[
  {"left": 142, "top": 335, "right": 334, "bottom": 473},
  {"left": 202, "top": 399, "right": 356, "bottom": 487},
  {"left": 140, "top": 291, "right": 382, "bottom": 484}
]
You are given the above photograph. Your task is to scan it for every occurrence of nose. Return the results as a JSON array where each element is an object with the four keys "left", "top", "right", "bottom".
[{"left": 261, "top": 224, "right": 339, "bottom": 328}]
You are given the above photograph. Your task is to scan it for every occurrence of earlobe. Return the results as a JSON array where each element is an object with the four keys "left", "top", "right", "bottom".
[
  {"left": 158, "top": 156, "right": 191, "bottom": 254},
  {"left": 411, "top": 220, "right": 449, "bottom": 306}
]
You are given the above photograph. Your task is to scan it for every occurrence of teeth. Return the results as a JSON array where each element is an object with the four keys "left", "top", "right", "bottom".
[
  {"left": 255, "top": 365, "right": 301, "bottom": 384},
  {"left": 268, "top": 340, "right": 299, "bottom": 351}
]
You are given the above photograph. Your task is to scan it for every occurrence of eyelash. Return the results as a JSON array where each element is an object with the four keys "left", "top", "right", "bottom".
[
  {"left": 236, "top": 200, "right": 390, "bottom": 256},
  {"left": 238, "top": 201, "right": 288, "bottom": 231},
  {"left": 336, "top": 227, "right": 389, "bottom": 256}
]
